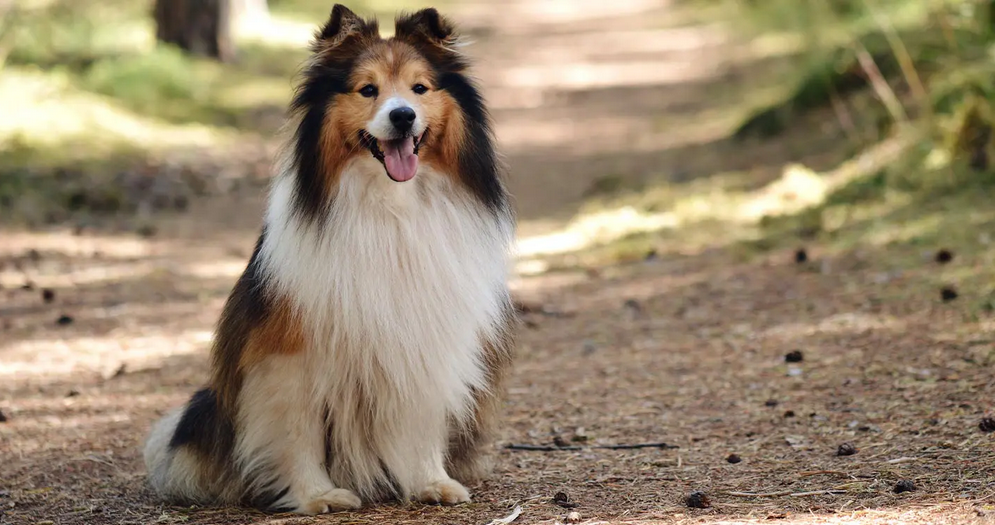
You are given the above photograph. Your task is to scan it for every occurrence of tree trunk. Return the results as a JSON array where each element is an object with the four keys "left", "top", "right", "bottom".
[{"left": 153, "top": 0, "right": 234, "bottom": 62}]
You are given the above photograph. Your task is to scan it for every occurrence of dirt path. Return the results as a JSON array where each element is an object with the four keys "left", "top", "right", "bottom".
[{"left": 2, "top": 1, "right": 994, "bottom": 524}]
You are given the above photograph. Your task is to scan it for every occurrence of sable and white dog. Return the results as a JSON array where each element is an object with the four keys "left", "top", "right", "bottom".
[{"left": 143, "top": 4, "right": 515, "bottom": 515}]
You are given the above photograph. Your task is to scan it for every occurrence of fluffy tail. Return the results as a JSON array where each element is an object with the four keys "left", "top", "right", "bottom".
[
  {"left": 143, "top": 403, "right": 234, "bottom": 505},
  {"left": 144, "top": 407, "right": 186, "bottom": 498}
]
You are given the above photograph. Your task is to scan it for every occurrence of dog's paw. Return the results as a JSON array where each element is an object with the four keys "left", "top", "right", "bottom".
[
  {"left": 298, "top": 488, "right": 363, "bottom": 514},
  {"left": 416, "top": 478, "right": 471, "bottom": 505}
]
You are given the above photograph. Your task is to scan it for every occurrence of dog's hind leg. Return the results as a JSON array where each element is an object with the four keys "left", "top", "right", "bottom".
[
  {"left": 235, "top": 353, "right": 362, "bottom": 514},
  {"left": 446, "top": 319, "right": 515, "bottom": 484}
]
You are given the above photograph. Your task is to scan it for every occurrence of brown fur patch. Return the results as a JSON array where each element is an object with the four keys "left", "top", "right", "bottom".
[
  {"left": 209, "top": 241, "right": 304, "bottom": 414},
  {"left": 237, "top": 297, "right": 306, "bottom": 371},
  {"left": 421, "top": 92, "right": 466, "bottom": 184}
]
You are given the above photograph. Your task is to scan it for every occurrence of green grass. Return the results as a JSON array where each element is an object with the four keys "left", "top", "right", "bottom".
[
  {"left": 529, "top": 0, "right": 995, "bottom": 272},
  {"left": 727, "top": 0, "right": 993, "bottom": 140}
]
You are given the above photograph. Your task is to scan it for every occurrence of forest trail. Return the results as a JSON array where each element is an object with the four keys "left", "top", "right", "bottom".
[{"left": 2, "top": 1, "right": 993, "bottom": 524}]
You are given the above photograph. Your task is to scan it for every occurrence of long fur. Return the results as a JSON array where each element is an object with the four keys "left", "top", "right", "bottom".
[{"left": 143, "top": 4, "right": 516, "bottom": 515}]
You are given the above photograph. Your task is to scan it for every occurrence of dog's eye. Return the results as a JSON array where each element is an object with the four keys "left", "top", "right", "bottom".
[
  {"left": 358, "top": 84, "right": 378, "bottom": 98},
  {"left": 412, "top": 84, "right": 429, "bottom": 95}
]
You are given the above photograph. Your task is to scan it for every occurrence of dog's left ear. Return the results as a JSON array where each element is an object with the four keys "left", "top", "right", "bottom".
[
  {"left": 394, "top": 8, "right": 455, "bottom": 43},
  {"left": 395, "top": 8, "right": 467, "bottom": 71}
]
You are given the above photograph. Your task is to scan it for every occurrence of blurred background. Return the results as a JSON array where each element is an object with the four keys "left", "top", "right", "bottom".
[
  {"left": 2, "top": 1, "right": 995, "bottom": 523},
  {"left": 2, "top": 0, "right": 994, "bottom": 264}
]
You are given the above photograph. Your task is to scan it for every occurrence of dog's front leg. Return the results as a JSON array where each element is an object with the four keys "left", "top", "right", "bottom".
[{"left": 236, "top": 354, "right": 362, "bottom": 514}]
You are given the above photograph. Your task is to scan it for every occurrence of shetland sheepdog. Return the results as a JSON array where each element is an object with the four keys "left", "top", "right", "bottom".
[{"left": 143, "top": 5, "right": 515, "bottom": 515}]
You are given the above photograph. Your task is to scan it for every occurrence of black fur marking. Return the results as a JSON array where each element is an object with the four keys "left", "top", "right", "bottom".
[
  {"left": 437, "top": 72, "right": 506, "bottom": 212},
  {"left": 169, "top": 382, "right": 235, "bottom": 465},
  {"left": 370, "top": 459, "right": 403, "bottom": 502},
  {"left": 169, "top": 388, "right": 230, "bottom": 451},
  {"left": 211, "top": 230, "right": 272, "bottom": 411},
  {"left": 250, "top": 485, "right": 292, "bottom": 512},
  {"left": 289, "top": 63, "right": 355, "bottom": 222}
]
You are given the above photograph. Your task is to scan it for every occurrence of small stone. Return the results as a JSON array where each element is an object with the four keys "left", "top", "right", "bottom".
[
  {"left": 173, "top": 195, "right": 189, "bottom": 211},
  {"left": 785, "top": 350, "right": 803, "bottom": 363},
  {"left": 980, "top": 417, "right": 995, "bottom": 433},
  {"left": 794, "top": 248, "right": 808, "bottom": 264},
  {"left": 685, "top": 491, "right": 710, "bottom": 509},
  {"left": 893, "top": 480, "right": 916, "bottom": 493},
  {"left": 553, "top": 435, "right": 570, "bottom": 448},
  {"left": 56, "top": 315, "right": 74, "bottom": 326},
  {"left": 566, "top": 511, "right": 582, "bottom": 523},
  {"left": 726, "top": 453, "right": 742, "bottom": 464},
  {"left": 136, "top": 224, "right": 158, "bottom": 238},
  {"left": 941, "top": 287, "right": 958, "bottom": 302},
  {"left": 836, "top": 443, "right": 858, "bottom": 456},
  {"left": 41, "top": 288, "right": 55, "bottom": 303},
  {"left": 552, "top": 491, "right": 579, "bottom": 509},
  {"left": 935, "top": 249, "right": 953, "bottom": 264}
]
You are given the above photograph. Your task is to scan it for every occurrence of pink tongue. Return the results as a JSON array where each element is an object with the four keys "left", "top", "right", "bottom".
[{"left": 382, "top": 137, "right": 418, "bottom": 182}]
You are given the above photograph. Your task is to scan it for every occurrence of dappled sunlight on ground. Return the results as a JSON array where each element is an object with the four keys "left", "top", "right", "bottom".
[{"left": 3, "top": 0, "right": 995, "bottom": 524}]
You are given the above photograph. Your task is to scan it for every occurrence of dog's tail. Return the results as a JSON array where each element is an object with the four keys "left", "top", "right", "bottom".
[
  {"left": 143, "top": 400, "right": 233, "bottom": 505},
  {"left": 144, "top": 407, "right": 185, "bottom": 496}
]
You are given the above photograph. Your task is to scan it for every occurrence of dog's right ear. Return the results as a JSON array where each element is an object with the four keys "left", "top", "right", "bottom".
[{"left": 316, "top": 4, "right": 375, "bottom": 47}]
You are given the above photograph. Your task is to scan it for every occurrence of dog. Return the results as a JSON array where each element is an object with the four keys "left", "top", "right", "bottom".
[{"left": 143, "top": 4, "right": 515, "bottom": 515}]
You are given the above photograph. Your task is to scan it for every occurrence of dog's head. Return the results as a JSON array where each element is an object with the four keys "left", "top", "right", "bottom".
[{"left": 289, "top": 5, "right": 500, "bottom": 218}]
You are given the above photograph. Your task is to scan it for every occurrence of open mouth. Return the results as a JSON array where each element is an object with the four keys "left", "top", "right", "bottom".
[{"left": 358, "top": 130, "right": 426, "bottom": 183}]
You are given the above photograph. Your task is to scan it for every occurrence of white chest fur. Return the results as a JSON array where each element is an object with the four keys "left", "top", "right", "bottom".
[{"left": 257, "top": 162, "right": 512, "bottom": 495}]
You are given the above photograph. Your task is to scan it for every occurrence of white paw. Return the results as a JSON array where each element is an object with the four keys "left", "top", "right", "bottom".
[
  {"left": 416, "top": 478, "right": 471, "bottom": 505},
  {"left": 298, "top": 488, "right": 362, "bottom": 514}
]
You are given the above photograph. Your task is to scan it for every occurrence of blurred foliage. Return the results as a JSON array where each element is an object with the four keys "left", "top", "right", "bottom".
[
  {"left": 0, "top": 0, "right": 305, "bottom": 129},
  {"left": 733, "top": 0, "right": 995, "bottom": 139},
  {"left": 0, "top": 0, "right": 443, "bottom": 226}
]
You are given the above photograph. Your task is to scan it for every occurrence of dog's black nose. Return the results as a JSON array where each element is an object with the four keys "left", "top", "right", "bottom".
[{"left": 389, "top": 107, "right": 416, "bottom": 132}]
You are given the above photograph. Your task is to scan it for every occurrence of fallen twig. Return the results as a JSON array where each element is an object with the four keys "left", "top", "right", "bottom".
[
  {"left": 505, "top": 442, "right": 678, "bottom": 452},
  {"left": 505, "top": 444, "right": 582, "bottom": 451},
  {"left": 726, "top": 489, "right": 847, "bottom": 498},
  {"left": 593, "top": 442, "right": 679, "bottom": 450}
]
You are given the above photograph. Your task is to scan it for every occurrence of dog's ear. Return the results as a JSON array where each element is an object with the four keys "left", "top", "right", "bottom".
[
  {"left": 316, "top": 4, "right": 376, "bottom": 47},
  {"left": 394, "top": 8, "right": 456, "bottom": 44},
  {"left": 394, "top": 8, "right": 466, "bottom": 71}
]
